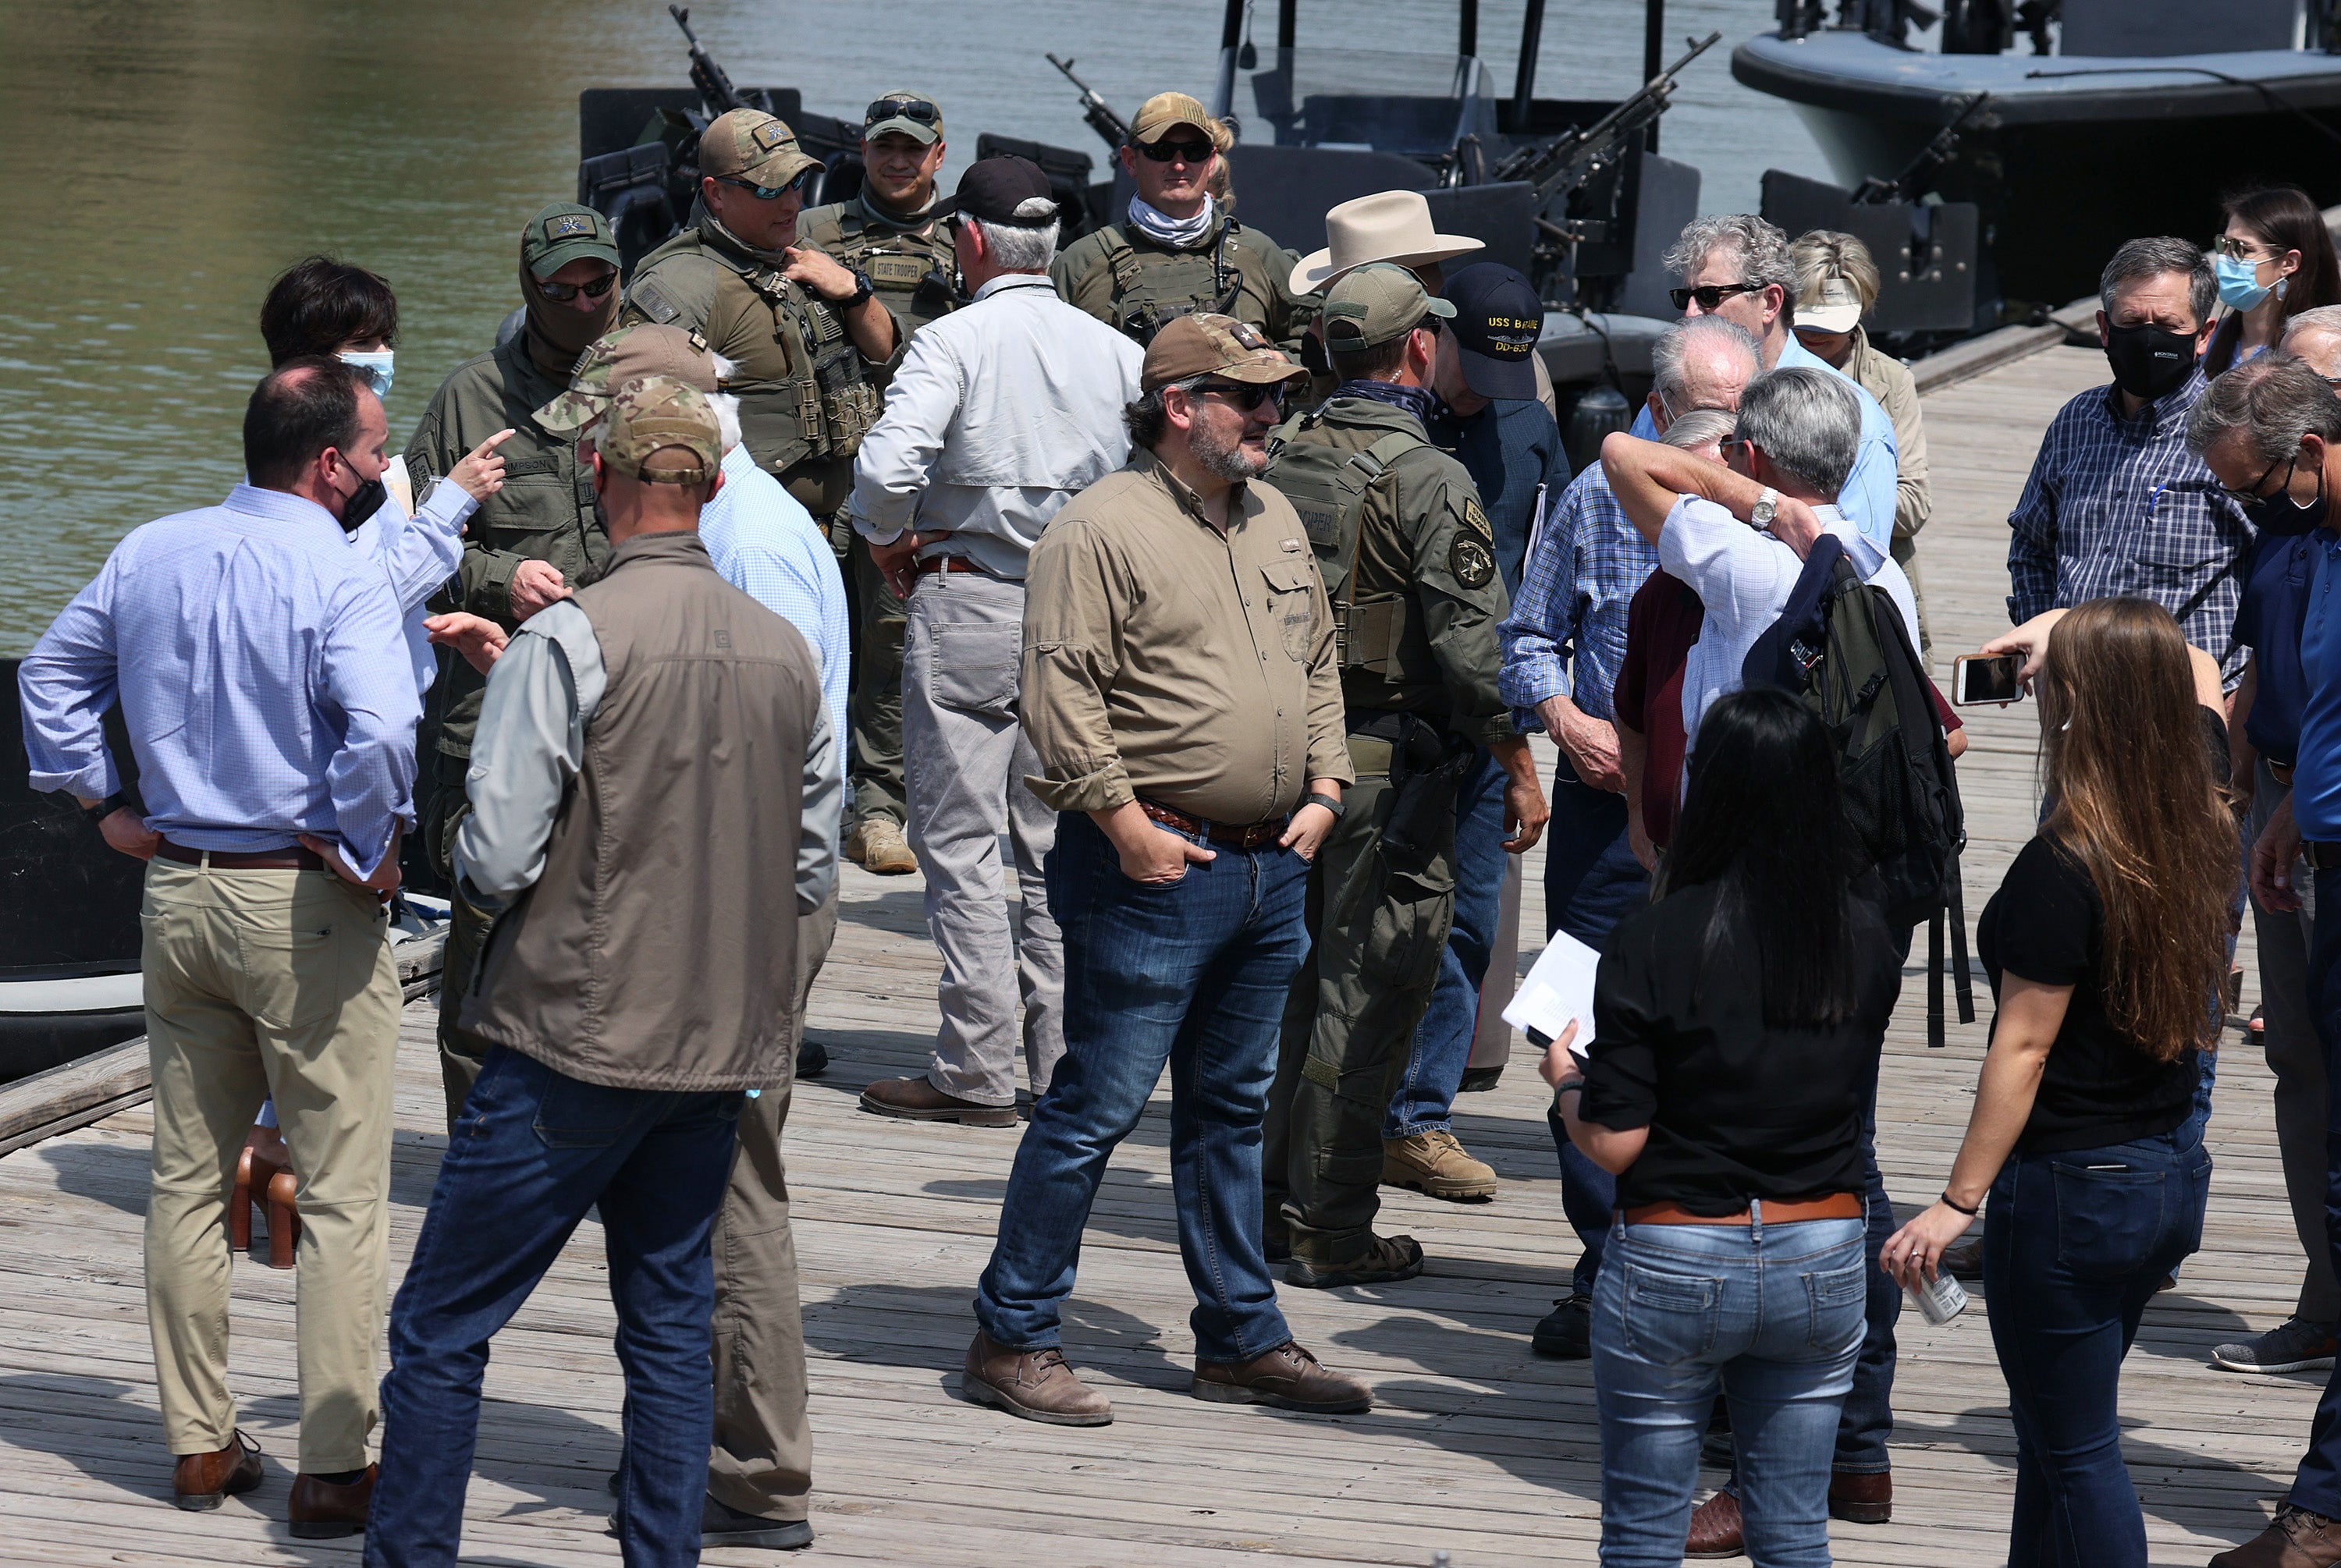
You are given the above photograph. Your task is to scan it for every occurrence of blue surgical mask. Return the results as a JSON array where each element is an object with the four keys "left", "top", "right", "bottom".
[
  {"left": 2215, "top": 254, "right": 2273, "bottom": 314},
  {"left": 339, "top": 349, "right": 394, "bottom": 398}
]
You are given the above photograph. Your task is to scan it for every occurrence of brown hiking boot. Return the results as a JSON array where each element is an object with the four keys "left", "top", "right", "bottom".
[
  {"left": 172, "top": 1430, "right": 262, "bottom": 1512},
  {"left": 1382, "top": 1130, "right": 1498, "bottom": 1200},
  {"left": 287, "top": 1463, "right": 376, "bottom": 1539},
  {"left": 1193, "top": 1339, "right": 1372, "bottom": 1414},
  {"left": 859, "top": 1075, "right": 1017, "bottom": 1127},
  {"left": 2213, "top": 1505, "right": 2341, "bottom": 1566},
  {"left": 847, "top": 818, "right": 918, "bottom": 875},
  {"left": 1830, "top": 1468, "right": 1892, "bottom": 1524},
  {"left": 1686, "top": 1488, "right": 1745, "bottom": 1559},
  {"left": 960, "top": 1330, "right": 1113, "bottom": 1426},
  {"left": 1285, "top": 1231, "right": 1425, "bottom": 1290}
]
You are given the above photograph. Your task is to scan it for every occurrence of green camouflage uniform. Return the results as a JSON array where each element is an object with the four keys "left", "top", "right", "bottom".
[
  {"left": 1258, "top": 392, "right": 1515, "bottom": 1270},
  {"left": 1051, "top": 210, "right": 1318, "bottom": 357}
]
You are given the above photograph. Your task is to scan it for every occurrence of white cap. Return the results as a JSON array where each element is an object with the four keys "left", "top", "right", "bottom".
[{"left": 1797, "top": 274, "right": 1865, "bottom": 335}]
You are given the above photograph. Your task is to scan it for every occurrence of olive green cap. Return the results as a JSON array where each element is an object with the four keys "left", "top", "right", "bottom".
[
  {"left": 863, "top": 89, "right": 943, "bottom": 147},
  {"left": 599, "top": 376, "right": 721, "bottom": 485},
  {"left": 535, "top": 323, "right": 717, "bottom": 434},
  {"left": 522, "top": 203, "right": 620, "bottom": 279},
  {"left": 1320, "top": 261, "right": 1455, "bottom": 351},
  {"left": 1140, "top": 313, "right": 1307, "bottom": 394},
  {"left": 699, "top": 108, "right": 821, "bottom": 190}
]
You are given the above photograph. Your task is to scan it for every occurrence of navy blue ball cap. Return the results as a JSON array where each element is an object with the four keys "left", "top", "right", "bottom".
[{"left": 1442, "top": 262, "right": 1544, "bottom": 400}]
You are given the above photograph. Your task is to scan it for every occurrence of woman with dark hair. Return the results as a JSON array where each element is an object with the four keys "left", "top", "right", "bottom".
[
  {"left": 1545, "top": 685, "right": 1903, "bottom": 1566},
  {"left": 2207, "top": 185, "right": 2341, "bottom": 377},
  {"left": 260, "top": 254, "right": 400, "bottom": 388},
  {"left": 1884, "top": 598, "right": 2233, "bottom": 1568}
]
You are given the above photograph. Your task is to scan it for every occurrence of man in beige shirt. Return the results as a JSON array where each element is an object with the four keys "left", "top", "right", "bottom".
[{"left": 961, "top": 315, "right": 1373, "bottom": 1426}]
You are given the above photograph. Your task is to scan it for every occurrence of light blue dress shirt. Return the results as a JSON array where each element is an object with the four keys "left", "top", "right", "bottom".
[
  {"left": 1628, "top": 332, "right": 1899, "bottom": 553},
  {"left": 700, "top": 443, "right": 851, "bottom": 766},
  {"left": 19, "top": 484, "right": 421, "bottom": 877},
  {"left": 345, "top": 461, "right": 477, "bottom": 696}
]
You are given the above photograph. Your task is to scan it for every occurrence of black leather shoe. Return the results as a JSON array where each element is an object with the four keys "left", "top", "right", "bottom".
[
  {"left": 702, "top": 1494, "right": 813, "bottom": 1549},
  {"left": 796, "top": 1035, "right": 829, "bottom": 1079},
  {"left": 1532, "top": 1294, "right": 1591, "bottom": 1358}
]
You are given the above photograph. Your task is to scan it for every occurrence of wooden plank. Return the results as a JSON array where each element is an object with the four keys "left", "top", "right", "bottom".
[{"left": 0, "top": 1038, "right": 147, "bottom": 1155}]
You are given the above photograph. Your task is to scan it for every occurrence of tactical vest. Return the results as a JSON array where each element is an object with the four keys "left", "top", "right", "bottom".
[
  {"left": 1263, "top": 410, "right": 1444, "bottom": 693},
  {"left": 1095, "top": 222, "right": 1253, "bottom": 346},
  {"left": 799, "top": 199, "right": 961, "bottom": 337}
]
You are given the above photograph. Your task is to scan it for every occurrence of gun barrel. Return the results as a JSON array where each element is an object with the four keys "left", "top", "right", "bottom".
[{"left": 669, "top": 4, "right": 698, "bottom": 45}]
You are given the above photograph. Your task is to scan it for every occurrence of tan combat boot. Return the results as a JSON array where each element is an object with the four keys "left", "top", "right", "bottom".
[
  {"left": 1383, "top": 1130, "right": 1498, "bottom": 1200},
  {"left": 846, "top": 818, "right": 918, "bottom": 875}
]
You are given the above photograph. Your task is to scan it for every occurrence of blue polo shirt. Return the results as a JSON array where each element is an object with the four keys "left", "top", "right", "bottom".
[
  {"left": 2293, "top": 527, "right": 2341, "bottom": 839},
  {"left": 2235, "top": 531, "right": 2317, "bottom": 766}
]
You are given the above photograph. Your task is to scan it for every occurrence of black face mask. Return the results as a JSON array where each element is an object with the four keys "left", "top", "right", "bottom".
[
  {"left": 2102, "top": 321, "right": 2197, "bottom": 403},
  {"left": 2250, "top": 458, "right": 2329, "bottom": 538},
  {"left": 339, "top": 475, "right": 388, "bottom": 533}
]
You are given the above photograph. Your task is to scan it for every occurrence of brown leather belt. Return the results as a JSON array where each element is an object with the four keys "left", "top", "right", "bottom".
[
  {"left": 1621, "top": 1192, "right": 1863, "bottom": 1227},
  {"left": 158, "top": 840, "right": 327, "bottom": 872},
  {"left": 915, "top": 555, "right": 989, "bottom": 576},
  {"left": 1139, "top": 799, "right": 1285, "bottom": 850}
]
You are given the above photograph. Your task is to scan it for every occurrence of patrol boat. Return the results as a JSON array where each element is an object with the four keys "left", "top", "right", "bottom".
[{"left": 1732, "top": 0, "right": 2341, "bottom": 314}]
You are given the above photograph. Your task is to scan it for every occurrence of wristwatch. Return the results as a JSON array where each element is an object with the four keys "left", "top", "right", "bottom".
[
  {"left": 81, "top": 790, "right": 133, "bottom": 824},
  {"left": 843, "top": 267, "right": 876, "bottom": 307},
  {"left": 1303, "top": 791, "right": 1346, "bottom": 821},
  {"left": 1750, "top": 486, "right": 1780, "bottom": 530}
]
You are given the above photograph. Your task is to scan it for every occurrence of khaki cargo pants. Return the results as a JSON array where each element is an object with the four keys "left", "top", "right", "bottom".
[
  {"left": 1264, "top": 732, "right": 1462, "bottom": 1265},
  {"left": 140, "top": 857, "right": 400, "bottom": 1472},
  {"left": 707, "top": 888, "right": 839, "bottom": 1524},
  {"left": 424, "top": 756, "right": 496, "bottom": 1130}
]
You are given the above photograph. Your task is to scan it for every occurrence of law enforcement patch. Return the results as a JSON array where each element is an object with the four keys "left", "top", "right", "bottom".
[
  {"left": 751, "top": 120, "right": 790, "bottom": 150},
  {"left": 1462, "top": 495, "right": 1493, "bottom": 541},
  {"left": 1450, "top": 534, "right": 1495, "bottom": 590},
  {"left": 630, "top": 282, "right": 680, "bottom": 325},
  {"left": 546, "top": 214, "right": 595, "bottom": 239}
]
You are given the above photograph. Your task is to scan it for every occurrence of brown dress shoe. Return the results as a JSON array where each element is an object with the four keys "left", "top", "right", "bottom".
[
  {"left": 2212, "top": 1505, "right": 2341, "bottom": 1567},
  {"left": 1686, "top": 1488, "right": 1745, "bottom": 1558},
  {"left": 287, "top": 1463, "right": 377, "bottom": 1539},
  {"left": 172, "top": 1430, "right": 263, "bottom": 1512},
  {"left": 1193, "top": 1340, "right": 1372, "bottom": 1414},
  {"left": 860, "top": 1074, "right": 1018, "bottom": 1126},
  {"left": 1829, "top": 1467, "right": 1891, "bottom": 1524},
  {"left": 1285, "top": 1232, "right": 1425, "bottom": 1290},
  {"left": 960, "top": 1330, "right": 1113, "bottom": 1426}
]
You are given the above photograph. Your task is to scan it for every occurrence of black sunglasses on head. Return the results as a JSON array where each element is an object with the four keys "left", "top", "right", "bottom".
[
  {"left": 1136, "top": 136, "right": 1215, "bottom": 164},
  {"left": 1669, "top": 281, "right": 1765, "bottom": 312},
  {"left": 716, "top": 170, "right": 813, "bottom": 201},
  {"left": 1195, "top": 380, "right": 1286, "bottom": 412},
  {"left": 538, "top": 270, "right": 618, "bottom": 303},
  {"left": 866, "top": 97, "right": 940, "bottom": 126}
]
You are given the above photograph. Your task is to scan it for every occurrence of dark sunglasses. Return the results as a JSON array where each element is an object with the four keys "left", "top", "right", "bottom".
[
  {"left": 716, "top": 170, "right": 813, "bottom": 201},
  {"left": 1136, "top": 137, "right": 1215, "bottom": 164},
  {"left": 1669, "top": 281, "right": 1765, "bottom": 312},
  {"left": 537, "top": 270, "right": 618, "bottom": 303},
  {"left": 866, "top": 96, "right": 941, "bottom": 126},
  {"left": 1195, "top": 380, "right": 1286, "bottom": 413}
]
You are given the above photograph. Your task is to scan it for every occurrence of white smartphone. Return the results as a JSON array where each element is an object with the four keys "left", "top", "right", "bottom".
[{"left": 1952, "top": 652, "right": 2024, "bottom": 707}]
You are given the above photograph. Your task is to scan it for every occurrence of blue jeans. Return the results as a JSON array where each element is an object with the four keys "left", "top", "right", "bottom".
[
  {"left": 1984, "top": 1126, "right": 2209, "bottom": 1567},
  {"left": 1593, "top": 1214, "right": 1868, "bottom": 1567},
  {"left": 366, "top": 1048, "right": 742, "bottom": 1568},
  {"left": 2289, "top": 863, "right": 2341, "bottom": 1516},
  {"left": 975, "top": 811, "right": 1309, "bottom": 1364},
  {"left": 1386, "top": 749, "right": 1504, "bottom": 1137}
]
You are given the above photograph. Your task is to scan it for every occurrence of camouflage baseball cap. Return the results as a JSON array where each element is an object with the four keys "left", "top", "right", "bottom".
[
  {"left": 1140, "top": 313, "right": 1307, "bottom": 394},
  {"left": 1321, "top": 261, "right": 1455, "bottom": 351},
  {"left": 535, "top": 323, "right": 718, "bottom": 434},
  {"left": 699, "top": 108, "right": 821, "bottom": 191},
  {"left": 599, "top": 376, "right": 722, "bottom": 485},
  {"left": 522, "top": 203, "right": 620, "bottom": 280},
  {"left": 1128, "top": 91, "right": 1227, "bottom": 151},
  {"left": 863, "top": 90, "right": 943, "bottom": 147}
]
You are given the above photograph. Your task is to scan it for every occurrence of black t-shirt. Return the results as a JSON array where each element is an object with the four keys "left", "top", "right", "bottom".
[
  {"left": 1579, "top": 881, "right": 1902, "bottom": 1214},
  {"left": 1975, "top": 835, "right": 2199, "bottom": 1155}
]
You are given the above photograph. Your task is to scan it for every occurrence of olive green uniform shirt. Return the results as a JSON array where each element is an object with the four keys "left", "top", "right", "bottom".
[
  {"left": 1265, "top": 397, "right": 1514, "bottom": 749},
  {"left": 1021, "top": 453, "right": 1353, "bottom": 825},
  {"left": 407, "top": 337, "right": 607, "bottom": 760},
  {"left": 1050, "top": 212, "right": 1319, "bottom": 359}
]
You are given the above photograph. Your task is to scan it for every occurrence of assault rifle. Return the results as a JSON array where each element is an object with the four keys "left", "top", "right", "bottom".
[
  {"left": 1047, "top": 54, "right": 1134, "bottom": 154},
  {"left": 1853, "top": 91, "right": 1988, "bottom": 204},
  {"left": 1490, "top": 30, "right": 1721, "bottom": 204},
  {"left": 670, "top": 5, "right": 745, "bottom": 117}
]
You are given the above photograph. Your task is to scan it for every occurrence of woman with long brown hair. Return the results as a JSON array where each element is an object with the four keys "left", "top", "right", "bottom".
[
  {"left": 1882, "top": 598, "right": 2233, "bottom": 1568},
  {"left": 2207, "top": 184, "right": 2341, "bottom": 377}
]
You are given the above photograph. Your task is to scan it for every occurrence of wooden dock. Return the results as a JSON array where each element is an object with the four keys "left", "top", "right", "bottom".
[{"left": 0, "top": 341, "right": 2317, "bottom": 1566}]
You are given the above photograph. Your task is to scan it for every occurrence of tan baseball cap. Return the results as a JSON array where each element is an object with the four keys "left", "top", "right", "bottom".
[
  {"left": 1320, "top": 262, "right": 1455, "bottom": 352},
  {"left": 699, "top": 108, "right": 820, "bottom": 191},
  {"left": 599, "top": 376, "right": 721, "bottom": 485},
  {"left": 1140, "top": 313, "right": 1307, "bottom": 394},
  {"left": 1128, "top": 91, "right": 1228, "bottom": 151},
  {"left": 863, "top": 90, "right": 943, "bottom": 147},
  {"left": 535, "top": 324, "right": 718, "bottom": 433},
  {"left": 1796, "top": 273, "right": 1866, "bottom": 335}
]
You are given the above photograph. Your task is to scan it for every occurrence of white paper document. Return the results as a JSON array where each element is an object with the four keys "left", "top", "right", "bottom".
[{"left": 1502, "top": 931, "right": 1601, "bottom": 1053}]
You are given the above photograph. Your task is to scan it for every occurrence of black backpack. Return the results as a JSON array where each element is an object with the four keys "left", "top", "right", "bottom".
[{"left": 1743, "top": 537, "right": 1976, "bottom": 1047}]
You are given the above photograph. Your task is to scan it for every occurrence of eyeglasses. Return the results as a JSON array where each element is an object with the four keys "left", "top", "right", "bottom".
[
  {"left": 716, "top": 170, "right": 813, "bottom": 201},
  {"left": 2211, "top": 233, "right": 2273, "bottom": 262},
  {"left": 2217, "top": 452, "right": 2297, "bottom": 507},
  {"left": 1669, "top": 282, "right": 1765, "bottom": 312},
  {"left": 537, "top": 270, "right": 618, "bottom": 303},
  {"left": 1136, "top": 137, "right": 1215, "bottom": 164},
  {"left": 1195, "top": 380, "right": 1286, "bottom": 413},
  {"left": 865, "top": 97, "right": 940, "bottom": 126}
]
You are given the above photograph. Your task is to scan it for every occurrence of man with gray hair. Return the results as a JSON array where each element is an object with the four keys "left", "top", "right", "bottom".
[
  {"left": 851, "top": 156, "right": 1145, "bottom": 1127},
  {"left": 1636, "top": 214, "right": 1900, "bottom": 553},
  {"left": 2009, "top": 236, "right": 2253, "bottom": 681},
  {"left": 1499, "top": 312, "right": 1759, "bottom": 1360}
]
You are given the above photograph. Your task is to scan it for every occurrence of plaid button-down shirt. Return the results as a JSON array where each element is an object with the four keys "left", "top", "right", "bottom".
[
  {"left": 2006, "top": 370, "right": 2255, "bottom": 679},
  {"left": 1500, "top": 461, "right": 1658, "bottom": 729}
]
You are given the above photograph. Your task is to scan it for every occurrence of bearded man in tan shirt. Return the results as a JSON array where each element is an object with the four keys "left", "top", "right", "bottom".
[{"left": 960, "top": 315, "right": 1374, "bottom": 1425}]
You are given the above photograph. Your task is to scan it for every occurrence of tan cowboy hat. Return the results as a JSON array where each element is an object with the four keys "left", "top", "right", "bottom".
[{"left": 1288, "top": 190, "right": 1485, "bottom": 294}]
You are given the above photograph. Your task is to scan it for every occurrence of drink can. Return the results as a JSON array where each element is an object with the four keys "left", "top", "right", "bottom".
[{"left": 1906, "top": 1270, "right": 1969, "bottom": 1325}]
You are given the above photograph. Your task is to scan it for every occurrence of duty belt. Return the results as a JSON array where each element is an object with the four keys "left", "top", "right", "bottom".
[{"left": 1138, "top": 798, "right": 1285, "bottom": 850}]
